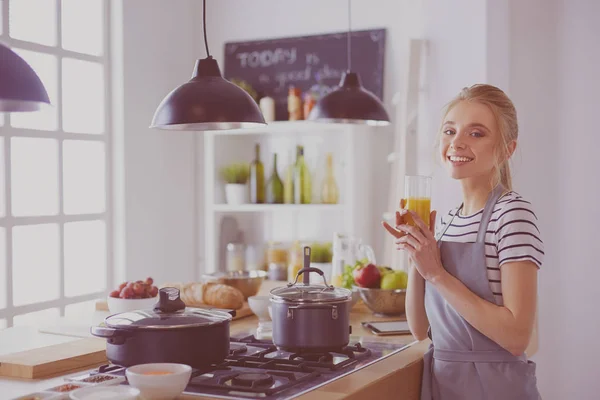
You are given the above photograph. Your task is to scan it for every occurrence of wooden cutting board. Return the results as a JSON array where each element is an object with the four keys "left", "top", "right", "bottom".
[
  {"left": 0, "top": 338, "right": 107, "bottom": 379},
  {"left": 95, "top": 299, "right": 254, "bottom": 321}
]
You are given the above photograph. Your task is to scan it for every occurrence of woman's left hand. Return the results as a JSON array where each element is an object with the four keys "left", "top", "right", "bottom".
[{"left": 396, "top": 209, "right": 446, "bottom": 282}]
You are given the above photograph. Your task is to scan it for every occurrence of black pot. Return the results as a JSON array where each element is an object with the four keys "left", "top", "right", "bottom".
[
  {"left": 270, "top": 247, "right": 353, "bottom": 353},
  {"left": 91, "top": 287, "right": 234, "bottom": 368}
]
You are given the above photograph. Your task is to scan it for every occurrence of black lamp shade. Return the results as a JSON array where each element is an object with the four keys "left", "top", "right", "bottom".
[
  {"left": 0, "top": 43, "right": 51, "bottom": 112},
  {"left": 150, "top": 57, "right": 266, "bottom": 131},
  {"left": 308, "top": 71, "right": 390, "bottom": 126}
]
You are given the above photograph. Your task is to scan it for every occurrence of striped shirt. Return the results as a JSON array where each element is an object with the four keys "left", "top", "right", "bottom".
[{"left": 436, "top": 191, "right": 544, "bottom": 306}]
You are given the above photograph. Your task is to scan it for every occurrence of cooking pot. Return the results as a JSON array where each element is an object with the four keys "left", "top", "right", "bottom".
[
  {"left": 270, "top": 246, "right": 353, "bottom": 353},
  {"left": 91, "top": 287, "right": 233, "bottom": 368}
]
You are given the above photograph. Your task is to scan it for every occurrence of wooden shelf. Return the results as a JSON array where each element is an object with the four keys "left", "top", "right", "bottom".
[
  {"left": 212, "top": 203, "right": 346, "bottom": 213},
  {"left": 209, "top": 121, "right": 345, "bottom": 136}
]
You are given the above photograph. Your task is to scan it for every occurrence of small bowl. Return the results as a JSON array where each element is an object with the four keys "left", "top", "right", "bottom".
[
  {"left": 107, "top": 296, "right": 158, "bottom": 314},
  {"left": 201, "top": 270, "right": 267, "bottom": 299},
  {"left": 350, "top": 287, "right": 361, "bottom": 308},
  {"left": 126, "top": 363, "right": 191, "bottom": 400},
  {"left": 248, "top": 295, "right": 271, "bottom": 321},
  {"left": 70, "top": 386, "right": 140, "bottom": 400},
  {"left": 355, "top": 286, "right": 406, "bottom": 316}
]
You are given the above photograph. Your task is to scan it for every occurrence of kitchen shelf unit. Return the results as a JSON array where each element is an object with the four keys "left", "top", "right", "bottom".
[{"left": 203, "top": 121, "right": 369, "bottom": 274}]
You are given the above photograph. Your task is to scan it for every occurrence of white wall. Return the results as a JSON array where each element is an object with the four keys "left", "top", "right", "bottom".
[
  {"left": 554, "top": 0, "right": 600, "bottom": 397},
  {"left": 112, "top": 0, "right": 200, "bottom": 286}
]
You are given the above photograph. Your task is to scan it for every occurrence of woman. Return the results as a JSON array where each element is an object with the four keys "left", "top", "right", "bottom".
[{"left": 382, "top": 84, "right": 543, "bottom": 399}]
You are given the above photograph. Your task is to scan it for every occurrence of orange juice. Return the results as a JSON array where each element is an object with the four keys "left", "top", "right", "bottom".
[{"left": 405, "top": 197, "right": 431, "bottom": 227}]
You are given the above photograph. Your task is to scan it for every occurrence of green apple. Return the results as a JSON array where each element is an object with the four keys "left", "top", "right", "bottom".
[{"left": 380, "top": 270, "right": 408, "bottom": 290}]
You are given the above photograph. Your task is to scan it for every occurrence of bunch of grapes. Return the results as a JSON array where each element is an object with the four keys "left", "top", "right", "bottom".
[{"left": 109, "top": 277, "right": 158, "bottom": 299}]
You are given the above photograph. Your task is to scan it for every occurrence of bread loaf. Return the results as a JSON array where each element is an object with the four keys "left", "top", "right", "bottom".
[{"left": 161, "top": 282, "right": 244, "bottom": 310}]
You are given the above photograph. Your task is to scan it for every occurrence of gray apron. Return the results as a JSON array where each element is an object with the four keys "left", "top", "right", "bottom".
[{"left": 420, "top": 185, "right": 540, "bottom": 400}]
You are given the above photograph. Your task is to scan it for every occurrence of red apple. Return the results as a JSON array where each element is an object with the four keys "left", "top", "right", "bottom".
[{"left": 353, "top": 263, "right": 381, "bottom": 288}]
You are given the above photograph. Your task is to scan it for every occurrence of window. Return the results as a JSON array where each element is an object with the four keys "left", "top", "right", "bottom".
[{"left": 0, "top": 0, "right": 112, "bottom": 328}]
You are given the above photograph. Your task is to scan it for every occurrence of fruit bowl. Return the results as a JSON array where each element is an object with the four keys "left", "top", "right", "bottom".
[
  {"left": 107, "top": 295, "right": 159, "bottom": 314},
  {"left": 354, "top": 286, "right": 406, "bottom": 316}
]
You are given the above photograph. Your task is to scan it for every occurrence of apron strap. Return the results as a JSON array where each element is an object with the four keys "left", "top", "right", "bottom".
[
  {"left": 475, "top": 184, "right": 506, "bottom": 243},
  {"left": 436, "top": 207, "right": 461, "bottom": 241}
]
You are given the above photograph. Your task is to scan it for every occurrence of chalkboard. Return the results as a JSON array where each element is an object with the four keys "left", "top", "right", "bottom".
[{"left": 223, "top": 29, "right": 386, "bottom": 121}]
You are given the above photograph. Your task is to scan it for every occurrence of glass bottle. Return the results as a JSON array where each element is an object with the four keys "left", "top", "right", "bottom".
[
  {"left": 294, "top": 145, "right": 312, "bottom": 204},
  {"left": 288, "top": 86, "right": 303, "bottom": 121},
  {"left": 266, "top": 153, "right": 284, "bottom": 204},
  {"left": 320, "top": 152, "right": 339, "bottom": 204},
  {"left": 283, "top": 150, "right": 295, "bottom": 204},
  {"left": 249, "top": 143, "right": 265, "bottom": 204}
]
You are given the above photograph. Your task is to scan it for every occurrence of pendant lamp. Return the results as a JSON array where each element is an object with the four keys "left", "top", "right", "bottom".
[
  {"left": 308, "top": 0, "right": 390, "bottom": 126},
  {"left": 0, "top": 43, "right": 51, "bottom": 112},
  {"left": 150, "top": 0, "right": 266, "bottom": 131}
]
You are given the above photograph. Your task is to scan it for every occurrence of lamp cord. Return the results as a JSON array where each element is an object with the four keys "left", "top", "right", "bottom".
[
  {"left": 203, "top": 0, "right": 211, "bottom": 57},
  {"left": 347, "top": 0, "right": 352, "bottom": 71}
]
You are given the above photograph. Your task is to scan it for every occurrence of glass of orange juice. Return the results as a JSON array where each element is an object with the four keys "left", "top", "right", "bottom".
[{"left": 404, "top": 175, "right": 432, "bottom": 228}]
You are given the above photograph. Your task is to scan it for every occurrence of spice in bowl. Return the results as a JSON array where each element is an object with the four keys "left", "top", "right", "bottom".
[
  {"left": 49, "top": 383, "right": 83, "bottom": 392},
  {"left": 80, "top": 374, "right": 119, "bottom": 383}
]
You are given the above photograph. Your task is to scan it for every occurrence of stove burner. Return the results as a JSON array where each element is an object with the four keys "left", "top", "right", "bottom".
[
  {"left": 289, "top": 352, "right": 333, "bottom": 363},
  {"left": 231, "top": 372, "right": 275, "bottom": 388},
  {"left": 229, "top": 343, "right": 248, "bottom": 356}
]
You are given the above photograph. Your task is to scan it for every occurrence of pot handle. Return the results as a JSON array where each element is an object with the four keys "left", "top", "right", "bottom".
[
  {"left": 90, "top": 325, "right": 128, "bottom": 345},
  {"left": 288, "top": 247, "right": 333, "bottom": 289}
]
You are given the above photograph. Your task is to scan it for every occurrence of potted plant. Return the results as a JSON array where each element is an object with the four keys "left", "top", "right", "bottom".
[
  {"left": 220, "top": 163, "right": 250, "bottom": 205},
  {"left": 309, "top": 242, "right": 333, "bottom": 284}
]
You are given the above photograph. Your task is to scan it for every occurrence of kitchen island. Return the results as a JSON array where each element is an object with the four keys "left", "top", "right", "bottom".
[{"left": 0, "top": 281, "right": 428, "bottom": 399}]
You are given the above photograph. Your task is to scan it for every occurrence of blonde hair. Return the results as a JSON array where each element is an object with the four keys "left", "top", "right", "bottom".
[{"left": 439, "top": 84, "right": 518, "bottom": 191}]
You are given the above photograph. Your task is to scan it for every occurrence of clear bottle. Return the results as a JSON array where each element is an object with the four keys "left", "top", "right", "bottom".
[
  {"left": 266, "top": 153, "right": 284, "bottom": 204},
  {"left": 249, "top": 143, "right": 265, "bottom": 204},
  {"left": 320, "top": 152, "right": 339, "bottom": 204},
  {"left": 283, "top": 151, "right": 295, "bottom": 204},
  {"left": 293, "top": 146, "right": 312, "bottom": 204}
]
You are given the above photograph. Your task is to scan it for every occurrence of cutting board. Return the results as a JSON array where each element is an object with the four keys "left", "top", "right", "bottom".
[
  {"left": 95, "top": 299, "right": 254, "bottom": 321},
  {"left": 0, "top": 338, "right": 107, "bottom": 379}
]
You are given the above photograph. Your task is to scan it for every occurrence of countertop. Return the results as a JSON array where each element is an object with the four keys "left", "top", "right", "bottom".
[{"left": 0, "top": 281, "right": 428, "bottom": 399}]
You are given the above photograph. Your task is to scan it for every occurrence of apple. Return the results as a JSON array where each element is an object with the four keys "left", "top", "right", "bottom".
[
  {"left": 380, "top": 270, "right": 408, "bottom": 290},
  {"left": 353, "top": 263, "right": 381, "bottom": 288}
]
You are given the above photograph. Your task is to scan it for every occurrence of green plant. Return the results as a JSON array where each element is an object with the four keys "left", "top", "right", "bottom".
[
  {"left": 220, "top": 163, "right": 250, "bottom": 184},
  {"left": 310, "top": 242, "right": 333, "bottom": 263}
]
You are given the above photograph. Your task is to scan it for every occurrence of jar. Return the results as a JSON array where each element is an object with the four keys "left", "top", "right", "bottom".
[
  {"left": 259, "top": 96, "right": 275, "bottom": 122},
  {"left": 266, "top": 242, "right": 288, "bottom": 265},
  {"left": 226, "top": 243, "right": 246, "bottom": 271},
  {"left": 287, "top": 241, "right": 304, "bottom": 282},
  {"left": 288, "top": 87, "right": 303, "bottom": 121}
]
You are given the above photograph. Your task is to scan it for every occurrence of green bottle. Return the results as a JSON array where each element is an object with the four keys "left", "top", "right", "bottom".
[
  {"left": 249, "top": 143, "right": 265, "bottom": 203},
  {"left": 266, "top": 153, "right": 284, "bottom": 204},
  {"left": 294, "top": 146, "right": 312, "bottom": 204}
]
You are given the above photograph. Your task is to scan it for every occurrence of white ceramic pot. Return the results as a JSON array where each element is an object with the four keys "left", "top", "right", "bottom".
[
  {"left": 309, "top": 262, "right": 332, "bottom": 284},
  {"left": 225, "top": 183, "right": 248, "bottom": 205}
]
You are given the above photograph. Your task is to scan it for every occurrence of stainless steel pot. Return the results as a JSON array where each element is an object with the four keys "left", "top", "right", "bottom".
[
  {"left": 270, "top": 247, "right": 352, "bottom": 352},
  {"left": 91, "top": 287, "right": 233, "bottom": 368}
]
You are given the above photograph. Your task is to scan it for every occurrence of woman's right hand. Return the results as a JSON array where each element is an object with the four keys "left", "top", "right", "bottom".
[{"left": 381, "top": 198, "right": 408, "bottom": 239}]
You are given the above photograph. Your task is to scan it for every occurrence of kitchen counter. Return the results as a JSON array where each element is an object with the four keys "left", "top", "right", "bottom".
[{"left": 0, "top": 280, "right": 428, "bottom": 399}]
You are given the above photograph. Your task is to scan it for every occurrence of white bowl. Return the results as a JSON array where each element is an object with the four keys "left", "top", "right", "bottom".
[
  {"left": 106, "top": 295, "right": 158, "bottom": 314},
  {"left": 70, "top": 386, "right": 140, "bottom": 400},
  {"left": 248, "top": 295, "right": 271, "bottom": 321},
  {"left": 126, "top": 363, "right": 192, "bottom": 400}
]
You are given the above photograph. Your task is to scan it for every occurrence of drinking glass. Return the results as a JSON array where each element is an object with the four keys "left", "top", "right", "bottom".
[{"left": 404, "top": 175, "right": 432, "bottom": 228}]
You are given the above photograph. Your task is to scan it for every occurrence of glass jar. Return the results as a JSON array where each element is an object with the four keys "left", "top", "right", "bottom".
[
  {"left": 266, "top": 242, "right": 289, "bottom": 281},
  {"left": 226, "top": 243, "right": 246, "bottom": 271},
  {"left": 287, "top": 241, "right": 304, "bottom": 282}
]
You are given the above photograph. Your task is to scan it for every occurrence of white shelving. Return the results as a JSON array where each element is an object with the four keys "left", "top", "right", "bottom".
[
  {"left": 203, "top": 121, "right": 376, "bottom": 274},
  {"left": 213, "top": 204, "right": 346, "bottom": 213}
]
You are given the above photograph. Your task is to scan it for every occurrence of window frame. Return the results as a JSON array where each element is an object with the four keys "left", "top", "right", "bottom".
[{"left": 0, "top": 0, "right": 113, "bottom": 327}]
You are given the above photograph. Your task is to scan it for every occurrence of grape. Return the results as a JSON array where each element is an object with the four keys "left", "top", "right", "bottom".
[
  {"left": 132, "top": 283, "right": 144, "bottom": 295},
  {"left": 149, "top": 286, "right": 158, "bottom": 297},
  {"left": 109, "top": 290, "right": 120, "bottom": 298},
  {"left": 146, "top": 277, "right": 154, "bottom": 285},
  {"left": 120, "top": 287, "right": 134, "bottom": 299},
  {"left": 126, "top": 282, "right": 134, "bottom": 289},
  {"left": 118, "top": 282, "right": 127, "bottom": 291}
]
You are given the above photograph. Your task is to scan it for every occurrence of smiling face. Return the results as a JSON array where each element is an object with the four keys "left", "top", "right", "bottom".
[{"left": 440, "top": 100, "right": 505, "bottom": 184}]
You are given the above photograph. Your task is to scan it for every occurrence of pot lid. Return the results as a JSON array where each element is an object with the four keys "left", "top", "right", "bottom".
[
  {"left": 270, "top": 283, "right": 351, "bottom": 303},
  {"left": 105, "top": 287, "right": 232, "bottom": 330}
]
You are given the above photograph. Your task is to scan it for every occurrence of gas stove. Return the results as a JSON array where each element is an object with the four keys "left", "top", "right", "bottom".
[{"left": 75, "top": 334, "right": 414, "bottom": 399}]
